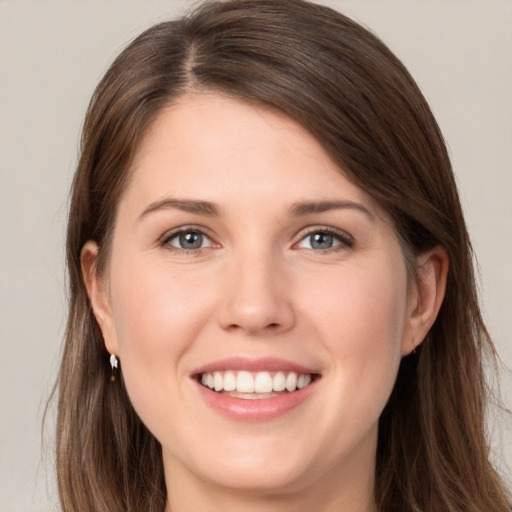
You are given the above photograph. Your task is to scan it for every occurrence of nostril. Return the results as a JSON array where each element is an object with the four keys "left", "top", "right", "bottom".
[{"left": 216, "top": 296, "right": 296, "bottom": 335}]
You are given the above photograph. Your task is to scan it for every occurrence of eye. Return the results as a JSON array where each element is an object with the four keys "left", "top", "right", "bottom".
[
  {"left": 296, "top": 229, "right": 353, "bottom": 251},
  {"left": 163, "top": 229, "right": 214, "bottom": 251}
]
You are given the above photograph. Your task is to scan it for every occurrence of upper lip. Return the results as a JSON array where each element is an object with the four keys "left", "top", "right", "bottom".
[{"left": 191, "top": 356, "right": 319, "bottom": 376}]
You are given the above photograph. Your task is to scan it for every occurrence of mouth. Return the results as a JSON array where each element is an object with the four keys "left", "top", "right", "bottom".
[
  {"left": 198, "top": 370, "right": 318, "bottom": 399},
  {"left": 191, "top": 357, "right": 320, "bottom": 421}
]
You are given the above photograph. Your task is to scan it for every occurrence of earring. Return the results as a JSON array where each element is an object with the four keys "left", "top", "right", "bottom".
[
  {"left": 110, "top": 354, "right": 119, "bottom": 369},
  {"left": 110, "top": 354, "right": 119, "bottom": 382}
]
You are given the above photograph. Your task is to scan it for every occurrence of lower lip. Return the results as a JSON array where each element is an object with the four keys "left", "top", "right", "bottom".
[{"left": 195, "top": 380, "right": 318, "bottom": 422}]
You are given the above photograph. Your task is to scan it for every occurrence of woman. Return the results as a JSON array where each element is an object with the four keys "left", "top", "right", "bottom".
[{"left": 54, "top": 0, "right": 511, "bottom": 511}]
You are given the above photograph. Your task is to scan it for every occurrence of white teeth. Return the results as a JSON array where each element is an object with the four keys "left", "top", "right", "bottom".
[
  {"left": 223, "top": 371, "right": 236, "bottom": 391},
  {"left": 213, "top": 371, "right": 223, "bottom": 392},
  {"left": 254, "top": 372, "right": 273, "bottom": 393},
  {"left": 286, "top": 372, "right": 297, "bottom": 392},
  {"left": 199, "top": 370, "right": 314, "bottom": 394},
  {"left": 236, "top": 371, "right": 255, "bottom": 392},
  {"left": 273, "top": 372, "right": 286, "bottom": 391},
  {"left": 297, "top": 374, "right": 312, "bottom": 389}
]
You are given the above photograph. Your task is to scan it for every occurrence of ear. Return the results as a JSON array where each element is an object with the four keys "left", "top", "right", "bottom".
[
  {"left": 81, "top": 241, "right": 119, "bottom": 355},
  {"left": 401, "top": 246, "right": 449, "bottom": 356}
]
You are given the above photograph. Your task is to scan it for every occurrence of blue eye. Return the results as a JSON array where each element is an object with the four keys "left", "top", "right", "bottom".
[
  {"left": 297, "top": 230, "right": 353, "bottom": 251},
  {"left": 164, "top": 230, "right": 213, "bottom": 250}
]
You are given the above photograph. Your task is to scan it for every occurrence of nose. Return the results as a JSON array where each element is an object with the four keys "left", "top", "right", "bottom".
[{"left": 216, "top": 250, "right": 296, "bottom": 336}]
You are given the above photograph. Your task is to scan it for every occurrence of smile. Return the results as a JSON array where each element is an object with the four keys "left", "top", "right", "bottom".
[
  {"left": 192, "top": 357, "right": 320, "bottom": 421},
  {"left": 200, "top": 370, "right": 314, "bottom": 398}
]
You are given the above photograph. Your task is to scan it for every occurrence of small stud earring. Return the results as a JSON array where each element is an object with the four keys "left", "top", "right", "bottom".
[
  {"left": 110, "top": 354, "right": 119, "bottom": 370},
  {"left": 110, "top": 354, "right": 119, "bottom": 382}
]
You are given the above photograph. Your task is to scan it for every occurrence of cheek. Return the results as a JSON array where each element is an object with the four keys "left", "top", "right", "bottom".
[
  {"left": 108, "top": 259, "right": 216, "bottom": 393},
  {"left": 111, "top": 257, "right": 210, "bottom": 342},
  {"left": 303, "top": 259, "right": 408, "bottom": 405},
  {"left": 106, "top": 258, "right": 223, "bottom": 444},
  {"left": 308, "top": 258, "right": 407, "bottom": 340}
]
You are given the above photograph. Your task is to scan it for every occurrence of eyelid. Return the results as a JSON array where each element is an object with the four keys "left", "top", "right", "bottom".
[
  {"left": 293, "top": 225, "right": 355, "bottom": 251},
  {"left": 159, "top": 225, "right": 219, "bottom": 251},
  {"left": 158, "top": 224, "right": 354, "bottom": 253}
]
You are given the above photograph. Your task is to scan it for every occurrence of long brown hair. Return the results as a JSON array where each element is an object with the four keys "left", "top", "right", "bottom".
[{"left": 54, "top": 1, "right": 511, "bottom": 510}]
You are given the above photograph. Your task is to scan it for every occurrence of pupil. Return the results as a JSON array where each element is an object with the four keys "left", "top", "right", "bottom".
[
  {"left": 311, "top": 233, "right": 333, "bottom": 249},
  {"left": 180, "top": 232, "right": 202, "bottom": 249}
]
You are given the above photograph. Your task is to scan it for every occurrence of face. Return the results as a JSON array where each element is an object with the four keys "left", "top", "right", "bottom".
[{"left": 85, "top": 93, "right": 439, "bottom": 507}]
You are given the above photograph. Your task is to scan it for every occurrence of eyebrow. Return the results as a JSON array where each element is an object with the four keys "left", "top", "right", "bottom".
[
  {"left": 138, "top": 198, "right": 374, "bottom": 221},
  {"left": 138, "top": 198, "right": 221, "bottom": 220},
  {"left": 289, "top": 200, "right": 374, "bottom": 220}
]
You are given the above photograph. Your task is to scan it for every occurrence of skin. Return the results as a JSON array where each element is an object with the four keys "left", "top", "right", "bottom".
[{"left": 82, "top": 93, "right": 447, "bottom": 512}]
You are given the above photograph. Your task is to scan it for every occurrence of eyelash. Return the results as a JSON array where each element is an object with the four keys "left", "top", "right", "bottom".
[
  {"left": 160, "top": 226, "right": 217, "bottom": 255},
  {"left": 160, "top": 226, "right": 355, "bottom": 254},
  {"left": 296, "top": 226, "right": 355, "bottom": 253}
]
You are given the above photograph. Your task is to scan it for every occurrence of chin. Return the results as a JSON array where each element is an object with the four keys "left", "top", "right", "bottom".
[
  {"left": 164, "top": 433, "right": 317, "bottom": 494},
  {"left": 202, "top": 458, "right": 309, "bottom": 494}
]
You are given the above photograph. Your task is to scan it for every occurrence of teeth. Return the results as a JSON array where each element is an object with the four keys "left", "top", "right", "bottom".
[
  {"left": 286, "top": 372, "right": 297, "bottom": 392},
  {"left": 297, "top": 374, "right": 312, "bottom": 389},
  {"left": 273, "top": 372, "right": 286, "bottom": 392},
  {"left": 199, "top": 370, "right": 314, "bottom": 394},
  {"left": 254, "top": 372, "right": 273, "bottom": 393},
  {"left": 237, "top": 371, "right": 255, "bottom": 393},
  {"left": 213, "top": 372, "right": 223, "bottom": 392},
  {"left": 223, "top": 371, "right": 236, "bottom": 391}
]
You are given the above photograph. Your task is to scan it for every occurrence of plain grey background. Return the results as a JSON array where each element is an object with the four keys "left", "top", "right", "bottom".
[{"left": 1, "top": 1, "right": 511, "bottom": 511}]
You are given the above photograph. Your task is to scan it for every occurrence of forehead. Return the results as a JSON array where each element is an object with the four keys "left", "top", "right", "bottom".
[{"left": 123, "top": 92, "right": 376, "bottom": 216}]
